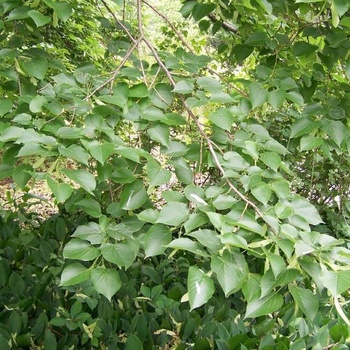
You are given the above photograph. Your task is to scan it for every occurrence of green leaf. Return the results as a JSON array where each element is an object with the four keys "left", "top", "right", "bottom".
[
  {"left": 300, "top": 136, "right": 323, "bottom": 151},
  {"left": 322, "top": 120, "right": 345, "bottom": 147},
  {"left": 87, "top": 141, "right": 114, "bottom": 165},
  {"left": 47, "top": 176, "right": 73, "bottom": 203},
  {"left": 63, "top": 239, "right": 100, "bottom": 261},
  {"left": 60, "top": 263, "right": 90, "bottom": 286},
  {"left": 245, "top": 31, "right": 268, "bottom": 46},
  {"left": 270, "top": 180, "right": 292, "bottom": 199},
  {"left": 213, "top": 194, "right": 237, "bottom": 210},
  {"left": 162, "top": 112, "right": 187, "bottom": 126},
  {"left": 206, "top": 212, "right": 232, "bottom": 233},
  {"left": 211, "top": 250, "right": 249, "bottom": 297},
  {"left": 28, "top": 10, "right": 51, "bottom": 27},
  {"left": 286, "top": 91, "right": 304, "bottom": 106},
  {"left": 99, "top": 95, "right": 127, "bottom": 108},
  {"left": 171, "top": 157, "right": 193, "bottom": 184},
  {"left": 334, "top": 0, "right": 349, "bottom": 16},
  {"left": 197, "top": 76, "right": 222, "bottom": 92},
  {"left": 274, "top": 202, "right": 294, "bottom": 219},
  {"left": 209, "top": 91, "right": 234, "bottom": 103},
  {"left": 243, "top": 140, "right": 259, "bottom": 160},
  {"left": 21, "top": 58, "right": 48, "bottom": 80},
  {"left": 209, "top": 107, "right": 234, "bottom": 131},
  {"left": 275, "top": 268, "right": 300, "bottom": 286},
  {"left": 319, "top": 269, "right": 350, "bottom": 296},
  {"left": 58, "top": 145, "right": 89, "bottom": 166},
  {"left": 7, "top": 6, "right": 30, "bottom": 20},
  {"left": 192, "top": 3, "right": 215, "bottom": 21},
  {"left": 184, "top": 184, "right": 207, "bottom": 206},
  {"left": 44, "top": 0, "right": 72, "bottom": 22},
  {"left": 12, "top": 164, "right": 32, "bottom": 187},
  {"left": 289, "top": 284, "right": 319, "bottom": 321},
  {"left": 0, "top": 126, "right": 25, "bottom": 142},
  {"left": 91, "top": 267, "right": 121, "bottom": 301},
  {"left": 157, "top": 202, "right": 189, "bottom": 226},
  {"left": 260, "top": 152, "right": 281, "bottom": 172},
  {"left": 115, "top": 146, "right": 144, "bottom": 163},
  {"left": 251, "top": 183, "right": 272, "bottom": 206},
  {"left": 255, "top": 0, "right": 272, "bottom": 14},
  {"left": 0, "top": 164, "right": 13, "bottom": 179},
  {"left": 0, "top": 99, "right": 12, "bottom": 116},
  {"left": 144, "top": 224, "right": 171, "bottom": 257},
  {"left": 72, "top": 222, "right": 105, "bottom": 244},
  {"left": 290, "top": 117, "right": 320, "bottom": 138},
  {"left": 292, "top": 42, "right": 318, "bottom": 56},
  {"left": 62, "top": 169, "right": 96, "bottom": 195},
  {"left": 267, "top": 252, "right": 286, "bottom": 278},
  {"left": 226, "top": 211, "right": 265, "bottom": 235},
  {"left": 188, "top": 229, "right": 221, "bottom": 252},
  {"left": 147, "top": 123, "right": 170, "bottom": 146},
  {"left": 57, "top": 126, "right": 83, "bottom": 139},
  {"left": 165, "top": 141, "right": 188, "bottom": 157},
  {"left": 184, "top": 213, "right": 209, "bottom": 233},
  {"left": 120, "top": 180, "right": 148, "bottom": 210},
  {"left": 290, "top": 197, "right": 323, "bottom": 225},
  {"left": 219, "top": 233, "right": 248, "bottom": 249},
  {"left": 29, "top": 95, "right": 47, "bottom": 113},
  {"left": 166, "top": 238, "right": 208, "bottom": 257},
  {"left": 249, "top": 83, "right": 267, "bottom": 109},
  {"left": 137, "top": 208, "right": 159, "bottom": 223},
  {"left": 223, "top": 151, "right": 249, "bottom": 171},
  {"left": 173, "top": 80, "right": 194, "bottom": 94},
  {"left": 111, "top": 167, "right": 136, "bottom": 183},
  {"left": 75, "top": 198, "right": 102, "bottom": 218},
  {"left": 125, "top": 335, "right": 143, "bottom": 350},
  {"left": 245, "top": 293, "right": 284, "bottom": 318},
  {"left": 129, "top": 83, "right": 148, "bottom": 98},
  {"left": 100, "top": 240, "right": 139, "bottom": 269},
  {"left": 188, "top": 266, "right": 215, "bottom": 310},
  {"left": 146, "top": 159, "right": 172, "bottom": 188}
]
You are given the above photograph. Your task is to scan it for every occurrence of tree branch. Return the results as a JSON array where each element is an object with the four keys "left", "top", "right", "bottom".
[
  {"left": 136, "top": 0, "right": 276, "bottom": 234},
  {"left": 207, "top": 14, "right": 238, "bottom": 34}
]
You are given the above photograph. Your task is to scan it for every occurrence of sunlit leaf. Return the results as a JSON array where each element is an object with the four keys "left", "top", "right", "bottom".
[
  {"left": 62, "top": 169, "right": 96, "bottom": 195},
  {"left": 120, "top": 180, "right": 148, "bottom": 210},
  {"left": 144, "top": 224, "right": 171, "bottom": 257},
  {"left": 91, "top": 267, "right": 121, "bottom": 301},
  {"left": 319, "top": 269, "right": 350, "bottom": 296},
  {"left": 245, "top": 293, "right": 283, "bottom": 318},
  {"left": 289, "top": 284, "right": 319, "bottom": 321},
  {"left": 209, "top": 107, "right": 234, "bottom": 131},
  {"left": 211, "top": 250, "right": 249, "bottom": 296},
  {"left": 249, "top": 82, "right": 267, "bottom": 109},
  {"left": 166, "top": 238, "right": 208, "bottom": 257},
  {"left": 188, "top": 266, "right": 214, "bottom": 310},
  {"left": 60, "top": 263, "right": 90, "bottom": 286},
  {"left": 63, "top": 239, "right": 100, "bottom": 261}
]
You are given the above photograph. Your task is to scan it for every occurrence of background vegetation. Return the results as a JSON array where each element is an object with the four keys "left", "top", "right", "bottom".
[{"left": 1, "top": 0, "right": 350, "bottom": 348}]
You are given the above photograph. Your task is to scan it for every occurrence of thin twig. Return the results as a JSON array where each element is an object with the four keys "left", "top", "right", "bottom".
[
  {"left": 142, "top": 0, "right": 193, "bottom": 52},
  {"left": 84, "top": 38, "right": 141, "bottom": 100},
  {"left": 207, "top": 14, "right": 238, "bottom": 34},
  {"left": 100, "top": 0, "right": 136, "bottom": 43},
  {"left": 136, "top": 1, "right": 274, "bottom": 233},
  {"left": 141, "top": 0, "right": 247, "bottom": 97}
]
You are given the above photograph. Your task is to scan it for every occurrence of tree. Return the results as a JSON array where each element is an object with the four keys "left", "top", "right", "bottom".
[{"left": 1, "top": 0, "right": 350, "bottom": 348}]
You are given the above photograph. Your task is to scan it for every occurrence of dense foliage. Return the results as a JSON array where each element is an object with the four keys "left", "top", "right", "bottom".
[{"left": 1, "top": 0, "right": 350, "bottom": 348}]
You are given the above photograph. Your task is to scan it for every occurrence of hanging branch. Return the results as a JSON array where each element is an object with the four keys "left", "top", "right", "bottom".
[
  {"left": 141, "top": 0, "right": 247, "bottom": 97},
  {"left": 207, "top": 13, "right": 238, "bottom": 34},
  {"left": 136, "top": 0, "right": 275, "bottom": 233},
  {"left": 90, "top": 0, "right": 275, "bottom": 233}
]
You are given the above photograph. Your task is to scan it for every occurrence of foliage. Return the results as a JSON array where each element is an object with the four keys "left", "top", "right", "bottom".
[{"left": 1, "top": 0, "right": 350, "bottom": 348}]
